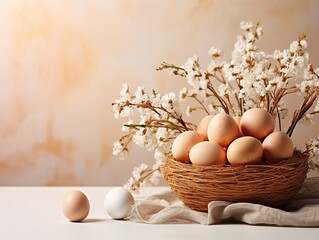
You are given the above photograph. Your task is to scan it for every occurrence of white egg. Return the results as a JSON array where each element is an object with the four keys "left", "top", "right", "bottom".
[{"left": 104, "top": 187, "right": 135, "bottom": 220}]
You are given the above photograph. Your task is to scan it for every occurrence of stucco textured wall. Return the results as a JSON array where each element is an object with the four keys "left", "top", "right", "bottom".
[{"left": 0, "top": 0, "right": 318, "bottom": 185}]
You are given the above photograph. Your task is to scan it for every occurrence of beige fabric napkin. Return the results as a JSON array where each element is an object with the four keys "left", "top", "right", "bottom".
[{"left": 128, "top": 177, "right": 319, "bottom": 226}]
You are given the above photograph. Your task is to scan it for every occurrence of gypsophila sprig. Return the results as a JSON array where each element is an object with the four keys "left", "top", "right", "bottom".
[
  {"left": 112, "top": 21, "right": 319, "bottom": 192},
  {"left": 112, "top": 84, "right": 196, "bottom": 192}
]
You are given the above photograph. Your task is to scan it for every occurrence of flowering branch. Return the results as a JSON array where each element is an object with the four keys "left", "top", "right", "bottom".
[{"left": 112, "top": 21, "right": 319, "bottom": 192}]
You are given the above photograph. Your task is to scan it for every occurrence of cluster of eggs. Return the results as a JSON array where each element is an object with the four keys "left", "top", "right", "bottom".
[
  {"left": 172, "top": 108, "right": 294, "bottom": 166},
  {"left": 62, "top": 187, "right": 135, "bottom": 222}
]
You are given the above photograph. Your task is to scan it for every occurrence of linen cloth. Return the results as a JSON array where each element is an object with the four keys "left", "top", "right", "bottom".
[{"left": 128, "top": 177, "right": 319, "bottom": 226}]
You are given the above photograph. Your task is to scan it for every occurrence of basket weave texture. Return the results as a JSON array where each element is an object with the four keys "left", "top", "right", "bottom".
[{"left": 161, "top": 150, "right": 308, "bottom": 212}]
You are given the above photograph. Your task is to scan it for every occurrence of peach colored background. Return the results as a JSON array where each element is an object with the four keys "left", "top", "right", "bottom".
[{"left": 0, "top": 0, "right": 318, "bottom": 185}]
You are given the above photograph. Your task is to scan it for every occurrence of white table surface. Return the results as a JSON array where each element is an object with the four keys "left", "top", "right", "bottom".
[{"left": 0, "top": 187, "right": 318, "bottom": 240}]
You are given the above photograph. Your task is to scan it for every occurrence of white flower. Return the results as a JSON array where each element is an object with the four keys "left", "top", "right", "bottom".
[
  {"left": 161, "top": 92, "right": 179, "bottom": 112},
  {"left": 199, "top": 75, "right": 209, "bottom": 90},
  {"left": 207, "top": 60, "right": 222, "bottom": 73},
  {"left": 245, "top": 32, "right": 254, "bottom": 42},
  {"left": 150, "top": 91, "right": 161, "bottom": 107},
  {"left": 186, "top": 106, "right": 193, "bottom": 117},
  {"left": 112, "top": 141, "right": 128, "bottom": 160},
  {"left": 290, "top": 41, "right": 299, "bottom": 53},
  {"left": 132, "top": 163, "right": 148, "bottom": 180},
  {"left": 208, "top": 104, "right": 223, "bottom": 115},
  {"left": 300, "top": 39, "right": 307, "bottom": 49},
  {"left": 120, "top": 83, "right": 131, "bottom": 102},
  {"left": 182, "top": 55, "right": 198, "bottom": 86},
  {"left": 120, "top": 106, "right": 133, "bottom": 118},
  {"left": 256, "top": 27, "right": 263, "bottom": 37},
  {"left": 149, "top": 169, "right": 162, "bottom": 186},
  {"left": 112, "top": 103, "right": 121, "bottom": 119},
  {"left": 295, "top": 56, "right": 305, "bottom": 68},
  {"left": 218, "top": 83, "right": 229, "bottom": 96},
  {"left": 135, "top": 86, "right": 148, "bottom": 102},
  {"left": 155, "top": 128, "right": 169, "bottom": 141},
  {"left": 179, "top": 87, "right": 188, "bottom": 101},
  {"left": 123, "top": 177, "right": 135, "bottom": 192},
  {"left": 273, "top": 50, "right": 282, "bottom": 60},
  {"left": 240, "top": 20, "right": 253, "bottom": 31},
  {"left": 208, "top": 47, "right": 222, "bottom": 58},
  {"left": 299, "top": 80, "right": 315, "bottom": 92},
  {"left": 154, "top": 149, "right": 167, "bottom": 163},
  {"left": 268, "top": 76, "right": 286, "bottom": 89},
  {"left": 244, "top": 99, "right": 256, "bottom": 109}
]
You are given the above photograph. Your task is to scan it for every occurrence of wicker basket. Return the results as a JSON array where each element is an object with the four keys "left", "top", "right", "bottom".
[{"left": 161, "top": 150, "right": 308, "bottom": 212}]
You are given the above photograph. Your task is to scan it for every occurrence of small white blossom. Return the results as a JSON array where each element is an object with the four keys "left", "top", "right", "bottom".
[
  {"left": 123, "top": 177, "right": 135, "bottom": 192},
  {"left": 161, "top": 92, "right": 179, "bottom": 113},
  {"left": 182, "top": 55, "right": 198, "bottom": 86},
  {"left": 256, "top": 27, "right": 263, "bottom": 37},
  {"left": 299, "top": 80, "right": 315, "bottom": 93},
  {"left": 120, "top": 106, "right": 133, "bottom": 118},
  {"left": 295, "top": 56, "right": 305, "bottom": 68},
  {"left": 208, "top": 47, "right": 222, "bottom": 58},
  {"left": 132, "top": 163, "right": 148, "bottom": 180},
  {"left": 207, "top": 60, "right": 223, "bottom": 73},
  {"left": 179, "top": 87, "right": 188, "bottom": 101},
  {"left": 112, "top": 141, "right": 128, "bottom": 160},
  {"left": 149, "top": 169, "right": 162, "bottom": 186},
  {"left": 273, "top": 50, "right": 282, "bottom": 60},
  {"left": 245, "top": 32, "right": 254, "bottom": 42},
  {"left": 154, "top": 149, "right": 167, "bottom": 163},
  {"left": 155, "top": 128, "right": 169, "bottom": 141},
  {"left": 300, "top": 39, "right": 307, "bottom": 49},
  {"left": 290, "top": 41, "right": 299, "bottom": 53},
  {"left": 218, "top": 83, "right": 229, "bottom": 96},
  {"left": 240, "top": 20, "right": 253, "bottom": 31},
  {"left": 135, "top": 86, "right": 148, "bottom": 102},
  {"left": 199, "top": 75, "right": 209, "bottom": 90},
  {"left": 120, "top": 83, "right": 131, "bottom": 102},
  {"left": 112, "top": 103, "right": 121, "bottom": 119},
  {"left": 186, "top": 106, "right": 193, "bottom": 117}
]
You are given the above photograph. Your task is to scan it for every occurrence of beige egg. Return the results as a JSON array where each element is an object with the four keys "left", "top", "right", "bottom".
[
  {"left": 233, "top": 116, "right": 244, "bottom": 136},
  {"left": 196, "top": 115, "right": 213, "bottom": 140},
  {"left": 208, "top": 113, "right": 241, "bottom": 147},
  {"left": 172, "top": 131, "right": 204, "bottom": 163},
  {"left": 227, "top": 136, "right": 263, "bottom": 166},
  {"left": 262, "top": 131, "right": 294, "bottom": 164},
  {"left": 240, "top": 108, "right": 275, "bottom": 140},
  {"left": 189, "top": 141, "right": 227, "bottom": 166},
  {"left": 62, "top": 190, "right": 90, "bottom": 222}
]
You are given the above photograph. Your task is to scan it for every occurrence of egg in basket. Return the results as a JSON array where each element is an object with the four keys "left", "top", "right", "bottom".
[{"left": 161, "top": 108, "right": 308, "bottom": 212}]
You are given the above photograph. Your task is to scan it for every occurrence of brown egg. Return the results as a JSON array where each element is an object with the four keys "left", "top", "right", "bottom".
[
  {"left": 233, "top": 116, "right": 244, "bottom": 136},
  {"left": 262, "top": 131, "right": 294, "bottom": 164},
  {"left": 196, "top": 115, "right": 213, "bottom": 140},
  {"left": 240, "top": 108, "right": 275, "bottom": 140},
  {"left": 227, "top": 136, "right": 263, "bottom": 166},
  {"left": 189, "top": 141, "right": 227, "bottom": 166},
  {"left": 172, "top": 131, "right": 204, "bottom": 163},
  {"left": 62, "top": 190, "right": 90, "bottom": 222},
  {"left": 207, "top": 113, "right": 241, "bottom": 147}
]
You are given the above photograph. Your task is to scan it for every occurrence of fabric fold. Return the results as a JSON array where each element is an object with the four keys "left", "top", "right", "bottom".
[{"left": 128, "top": 177, "right": 319, "bottom": 226}]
